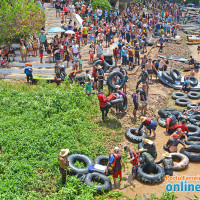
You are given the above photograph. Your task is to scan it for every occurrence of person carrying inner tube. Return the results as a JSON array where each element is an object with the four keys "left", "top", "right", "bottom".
[
  {"left": 165, "top": 111, "right": 177, "bottom": 135},
  {"left": 97, "top": 65, "right": 105, "bottom": 91},
  {"left": 166, "top": 133, "right": 188, "bottom": 153},
  {"left": 99, "top": 54, "right": 105, "bottom": 65},
  {"left": 124, "top": 146, "right": 139, "bottom": 180},
  {"left": 136, "top": 116, "right": 157, "bottom": 137},
  {"left": 136, "top": 68, "right": 149, "bottom": 90},
  {"left": 106, "top": 147, "right": 125, "bottom": 188},
  {"left": 139, "top": 148, "right": 156, "bottom": 174},
  {"left": 181, "top": 76, "right": 191, "bottom": 94},
  {"left": 97, "top": 89, "right": 109, "bottom": 123},
  {"left": 155, "top": 152, "right": 173, "bottom": 176},
  {"left": 58, "top": 149, "right": 69, "bottom": 184},
  {"left": 170, "top": 128, "right": 187, "bottom": 141},
  {"left": 141, "top": 138, "right": 157, "bottom": 159}
]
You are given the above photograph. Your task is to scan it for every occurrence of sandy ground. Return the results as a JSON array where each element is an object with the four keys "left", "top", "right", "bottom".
[{"left": 106, "top": 32, "right": 200, "bottom": 199}]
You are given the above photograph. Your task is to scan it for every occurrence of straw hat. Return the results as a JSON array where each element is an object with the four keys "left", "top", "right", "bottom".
[
  {"left": 138, "top": 148, "right": 147, "bottom": 153},
  {"left": 115, "top": 85, "right": 120, "bottom": 89},
  {"left": 97, "top": 65, "right": 102, "bottom": 69},
  {"left": 140, "top": 116, "right": 146, "bottom": 122},
  {"left": 162, "top": 152, "right": 172, "bottom": 158},
  {"left": 60, "top": 149, "right": 69, "bottom": 157},
  {"left": 114, "top": 147, "right": 120, "bottom": 151},
  {"left": 142, "top": 138, "right": 153, "bottom": 145}
]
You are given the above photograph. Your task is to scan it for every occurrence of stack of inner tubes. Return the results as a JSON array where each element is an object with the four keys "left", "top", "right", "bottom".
[
  {"left": 180, "top": 145, "right": 200, "bottom": 162},
  {"left": 68, "top": 154, "right": 112, "bottom": 193}
]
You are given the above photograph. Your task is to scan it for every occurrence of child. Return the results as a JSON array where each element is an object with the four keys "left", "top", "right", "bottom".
[
  {"left": 89, "top": 45, "right": 94, "bottom": 62},
  {"left": 78, "top": 55, "right": 83, "bottom": 72},
  {"left": 73, "top": 53, "right": 79, "bottom": 71},
  {"left": 85, "top": 78, "right": 93, "bottom": 95},
  {"left": 39, "top": 43, "right": 44, "bottom": 63}
]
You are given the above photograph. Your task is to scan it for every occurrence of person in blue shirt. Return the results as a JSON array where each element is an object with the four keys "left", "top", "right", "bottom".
[
  {"left": 159, "top": 36, "right": 165, "bottom": 52},
  {"left": 24, "top": 65, "right": 33, "bottom": 83},
  {"left": 104, "top": 9, "right": 108, "bottom": 21},
  {"left": 132, "top": 89, "right": 140, "bottom": 120},
  {"left": 181, "top": 76, "right": 191, "bottom": 93},
  {"left": 121, "top": 46, "right": 127, "bottom": 67}
]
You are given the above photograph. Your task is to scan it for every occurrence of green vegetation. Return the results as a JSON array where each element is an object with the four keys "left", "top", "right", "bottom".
[
  {"left": 92, "top": 0, "right": 111, "bottom": 11},
  {"left": 0, "top": 81, "right": 108, "bottom": 199},
  {"left": 0, "top": 0, "right": 45, "bottom": 44}
]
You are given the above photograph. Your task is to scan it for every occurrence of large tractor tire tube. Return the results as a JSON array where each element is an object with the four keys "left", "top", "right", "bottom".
[
  {"left": 94, "top": 155, "right": 112, "bottom": 175},
  {"left": 188, "top": 92, "right": 200, "bottom": 99},
  {"left": 162, "top": 72, "right": 175, "bottom": 84},
  {"left": 180, "top": 145, "right": 200, "bottom": 162},
  {"left": 185, "top": 136, "right": 200, "bottom": 145},
  {"left": 175, "top": 98, "right": 191, "bottom": 107},
  {"left": 170, "top": 68, "right": 181, "bottom": 81},
  {"left": 187, "top": 103, "right": 197, "bottom": 109},
  {"left": 147, "top": 41, "right": 154, "bottom": 46},
  {"left": 68, "top": 154, "right": 93, "bottom": 175},
  {"left": 84, "top": 172, "right": 111, "bottom": 193},
  {"left": 125, "top": 128, "right": 147, "bottom": 143},
  {"left": 137, "top": 164, "right": 165, "bottom": 184},
  {"left": 172, "top": 92, "right": 187, "bottom": 100},
  {"left": 170, "top": 153, "right": 189, "bottom": 171},
  {"left": 94, "top": 60, "right": 108, "bottom": 73},
  {"left": 186, "top": 124, "right": 200, "bottom": 137},
  {"left": 107, "top": 71, "right": 125, "bottom": 90},
  {"left": 184, "top": 75, "right": 198, "bottom": 87},
  {"left": 158, "top": 108, "right": 179, "bottom": 118},
  {"left": 189, "top": 115, "right": 200, "bottom": 125},
  {"left": 122, "top": 95, "right": 128, "bottom": 111},
  {"left": 158, "top": 118, "right": 166, "bottom": 128},
  {"left": 163, "top": 144, "right": 170, "bottom": 152},
  {"left": 110, "top": 97, "right": 124, "bottom": 105}
]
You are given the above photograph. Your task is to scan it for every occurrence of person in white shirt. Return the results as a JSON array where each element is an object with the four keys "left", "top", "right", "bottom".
[{"left": 72, "top": 42, "right": 79, "bottom": 54}]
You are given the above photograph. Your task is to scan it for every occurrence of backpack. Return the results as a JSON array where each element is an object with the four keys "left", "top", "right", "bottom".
[{"left": 108, "top": 154, "right": 118, "bottom": 170}]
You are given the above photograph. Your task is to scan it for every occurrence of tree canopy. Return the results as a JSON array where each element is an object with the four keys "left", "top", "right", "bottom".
[{"left": 0, "top": 0, "right": 45, "bottom": 44}]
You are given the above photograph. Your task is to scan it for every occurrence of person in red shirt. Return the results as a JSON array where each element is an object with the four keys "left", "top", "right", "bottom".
[
  {"left": 76, "top": 31, "right": 82, "bottom": 49},
  {"left": 97, "top": 89, "right": 109, "bottom": 123},
  {"left": 176, "top": 119, "right": 189, "bottom": 134},
  {"left": 92, "top": 65, "right": 97, "bottom": 90}
]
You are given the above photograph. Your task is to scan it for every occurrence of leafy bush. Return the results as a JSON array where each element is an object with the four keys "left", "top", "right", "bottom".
[
  {"left": 0, "top": 0, "right": 45, "bottom": 44},
  {"left": 92, "top": 0, "right": 111, "bottom": 11},
  {"left": 0, "top": 81, "right": 108, "bottom": 199}
]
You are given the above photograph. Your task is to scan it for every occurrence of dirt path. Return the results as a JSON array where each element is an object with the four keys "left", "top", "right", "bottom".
[{"left": 106, "top": 31, "right": 200, "bottom": 199}]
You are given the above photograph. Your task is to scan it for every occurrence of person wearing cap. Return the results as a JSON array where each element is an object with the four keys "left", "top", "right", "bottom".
[
  {"left": 165, "top": 112, "right": 177, "bottom": 135},
  {"left": 139, "top": 149, "right": 156, "bottom": 174},
  {"left": 132, "top": 89, "right": 140, "bottom": 120},
  {"left": 97, "top": 65, "right": 104, "bottom": 91},
  {"left": 155, "top": 152, "right": 173, "bottom": 176},
  {"left": 141, "top": 138, "right": 157, "bottom": 159},
  {"left": 107, "top": 147, "right": 125, "bottom": 188},
  {"left": 166, "top": 133, "right": 188, "bottom": 153},
  {"left": 136, "top": 68, "right": 149, "bottom": 90},
  {"left": 97, "top": 89, "right": 109, "bottom": 123},
  {"left": 136, "top": 116, "right": 157, "bottom": 137},
  {"left": 124, "top": 146, "right": 139, "bottom": 180},
  {"left": 58, "top": 149, "right": 69, "bottom": 184},
  {"left": 170, "top": 128, "right": 187, "bottom": 141}
]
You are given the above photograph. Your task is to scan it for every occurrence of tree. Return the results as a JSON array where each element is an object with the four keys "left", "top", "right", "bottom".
[
  {"left": 0, "top": 0, "right": 45, "bottom": 44},
  {"left": 92, "top": 0, "right": 111, "bottom": 11}
]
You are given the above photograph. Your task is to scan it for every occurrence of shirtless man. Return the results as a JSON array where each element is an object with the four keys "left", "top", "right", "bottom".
[
  {"left": 58, "top": 149, "right": 69, "bottom": 184},
  {"left": 145, "top": 58, "right": 153, "bottom": 82}
]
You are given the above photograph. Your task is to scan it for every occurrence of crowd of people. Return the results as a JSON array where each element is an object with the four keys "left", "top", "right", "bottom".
[{"left": 1, "top": 0, "right": 199, "bottom": 191}]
